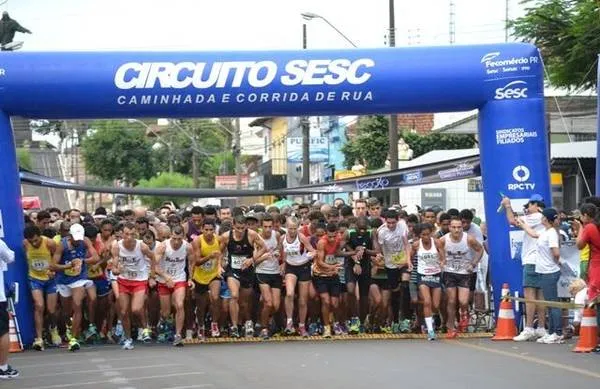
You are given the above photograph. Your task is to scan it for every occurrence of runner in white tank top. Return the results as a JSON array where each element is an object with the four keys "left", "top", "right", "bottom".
[
  {"left": 281, "top": 216, "right": 316, "bottom": 337},
  {"left": 411, "top": 223, "right": 445, "bottom": 340},
  {"left": 154, "top": 226, "right": 194, "bottom": 346},
  {"left": 255, "top": 216, "right": 283, "bottom": 339},
  {"left": 110, "top": 222, "right": 161, "bottom": 350},
  {"left": 438, "top": 219, "right": 483, "bottom": 338}
]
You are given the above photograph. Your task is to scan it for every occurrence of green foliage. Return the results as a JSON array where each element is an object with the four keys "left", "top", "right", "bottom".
[
  {"left": 81, "top": 120, "right": 155, "bottom": 184},
  {"left": 341, "top": 115, "right": 390, "bottom": 170},
  {"left": 341, "top": 115, "right": 476, "bottom": 170},
  {"left": 16, "top": 148, "right": 32, "bottom": 170},
  {"left": 200, "top": 151, "right": 236, "bottom": 186},
  {"left": 510, "top": 0, "right": 600, "bottom": 89},
  {"left": 137, "top": 172, "right": 195, "bottom": 209},
  {"left": 401, "top": 132, "right": 476, "bottom": 159}
]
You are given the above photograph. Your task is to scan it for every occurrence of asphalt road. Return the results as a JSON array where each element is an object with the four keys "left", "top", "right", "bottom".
[
  {"left": 4, "top": 338, "right": 599, "bottom": 389},
  {"left": 22, "top": 149, "right": 70, "bottom": 211}
]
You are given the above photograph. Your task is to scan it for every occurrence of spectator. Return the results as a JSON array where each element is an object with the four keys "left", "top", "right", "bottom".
[{"left": 0, "top": 238, "right": 18, "bottom": 378}]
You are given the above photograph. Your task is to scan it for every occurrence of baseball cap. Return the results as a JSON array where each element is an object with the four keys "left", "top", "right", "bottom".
[
  {"left": 528, "top": 194, "right": 544, "bottom": 203},
  {"left": 541, "top": 208, "right": 558, "bottom": 222},
  {"left": 69, "top": 223, "right": 85, "bottom": 241}
]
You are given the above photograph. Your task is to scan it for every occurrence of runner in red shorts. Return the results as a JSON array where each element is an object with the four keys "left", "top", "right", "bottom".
[
  {"left": 110, "top": 222, "right": 163, "bottom": 350},
  {"left": 154, "top": 225, "right": 194, "bottom": 346}
]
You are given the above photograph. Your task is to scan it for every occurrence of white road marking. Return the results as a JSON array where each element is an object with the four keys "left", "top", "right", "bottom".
[
  {"left": 18, "top": 354, "right": 164, "bottom": 368},
  {"left": 164, "top": 385, "right": 214, "bottom": 389},
  {"left": 19, "top": 372, "right": 206, "bottom": 389},
  {"left": 90, "top": 358, "right": 107, "bottom": 363},
  {"left": 103, "top": 371, "right": 122, "bottom": 377},
  {"left": 17, "top": 364, "right": 177, "bottom": 379},
  {"left": 110, "top": 377, "right": 130, "bottom": 384}
]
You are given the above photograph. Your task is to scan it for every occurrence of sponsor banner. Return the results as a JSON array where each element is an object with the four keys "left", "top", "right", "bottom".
[
  {"left": 215, "top": 175, "right": 249, "bottom": 190},
  {"left": 421, "top": 188, "right": 446, "bottom": 210},
  {"left": 495, "top": 127, "right": 539, "bottom": 145},
  {"left": 480, "top": 51, "right": 541, "bottom": 77},
  {"left": 287, "top": 137, "right": 329, "bottom": 163}
]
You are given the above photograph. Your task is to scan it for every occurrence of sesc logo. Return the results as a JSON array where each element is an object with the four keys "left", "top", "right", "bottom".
[{"left": 494, "top": 80, "right": 528, "bottom": 100}]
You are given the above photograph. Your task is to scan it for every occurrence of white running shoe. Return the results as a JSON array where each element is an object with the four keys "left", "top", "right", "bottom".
[
  {"left": 542, "top": 333, "right": 564, "bottom": 344},
  {"left": 536, "top": 333, "right": 551, "bottom": 343},
  {"left": 245, "top": 320, "right": 254, "bottom": 337},
  {"left": 122, "top": 338, "right": 134, "bottom": 350},
  {"left": 535, "top": 328, "right": 547, "bottom": 339},
  {"left": 513, "top": 327, "right": 536, "bottom": 342}
]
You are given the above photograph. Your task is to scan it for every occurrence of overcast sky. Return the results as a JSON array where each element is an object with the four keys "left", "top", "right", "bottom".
[{"left": 7, "top": 0, "right": 524, "bottom": 51}]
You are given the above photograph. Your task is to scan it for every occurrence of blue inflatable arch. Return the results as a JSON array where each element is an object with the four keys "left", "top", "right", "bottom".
[{"left": 0, "top": 43, "right": 549, "bottom": 344}]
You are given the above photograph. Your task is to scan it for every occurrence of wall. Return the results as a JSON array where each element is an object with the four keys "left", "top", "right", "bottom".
[
  {"left": 399, "top": 178, "right": 486, "bottom": 218},
  {"left": 270, "top": 117, "right": 288, "bottom": 175}
]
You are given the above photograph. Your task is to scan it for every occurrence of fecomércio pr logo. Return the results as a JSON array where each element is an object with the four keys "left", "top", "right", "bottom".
[{"left": 480, "top": 51, "right": 539, "bottom": 75}]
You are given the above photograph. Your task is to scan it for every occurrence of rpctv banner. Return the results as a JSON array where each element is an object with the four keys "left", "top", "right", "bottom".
[{"left": 0, "top": 44, "right": 542, "bottom": 118}]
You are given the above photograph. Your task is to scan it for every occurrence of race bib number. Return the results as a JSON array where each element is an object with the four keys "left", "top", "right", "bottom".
[
  {"left": 325, "top": 255, "right": 337, "bottom": 265},
  {"left": 201, "top": 259, "right": 214, "bottom": 270},
  {"left": 231, "top": 255, "right": 245, "bottom": 270},
  {"left": 391, "top": 252, "right": 407, "bottom": 266},
  {"left": 336, "top": 257, "right": 346, "bottom": 283},
  {"left": 31, "top": 259, "right": 48, "bottom": 272},
  {"left": 167, "top": 267, "right": 178, "bottom": 276},
  {"left": 64, "top": 261, "right": 81, "bottom": 277},
  {"left": 126, "top": 271, "right": 138, "bottom": 279}
]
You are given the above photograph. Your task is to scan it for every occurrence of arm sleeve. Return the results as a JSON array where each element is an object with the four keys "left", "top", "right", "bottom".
[{"left": 0, "top": 239, "right": 15, "bottom": 264}]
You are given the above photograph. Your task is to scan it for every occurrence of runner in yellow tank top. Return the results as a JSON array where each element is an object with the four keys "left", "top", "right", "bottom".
[
  {"left": 191, "top": 220, "right": 223, "bottom": 338},
  {"left": 23, "top": 226, "right": 62, "bottom": 350}
]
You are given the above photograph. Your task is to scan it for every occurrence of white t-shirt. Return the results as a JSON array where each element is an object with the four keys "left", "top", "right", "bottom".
[
  {"left": 535, "top": 227, "right": 560, "bottom": 274},
  {"left": 0, "top": 239, "right": 15, "bottom": 303},
  {"left": 466, "top": 223, "right": 484, "bottom": 243},
  {"left": 520, "top": 213, "right": 544, "bottom": 265}
]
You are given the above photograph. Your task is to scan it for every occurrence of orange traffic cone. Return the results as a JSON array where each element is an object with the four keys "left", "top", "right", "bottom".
[
  {"left": 492, "top": 283, "right": 517, "bottom": 340},
  {"left": 8, "top": 311, "right": 22, "bottom": 353},
  {"left": 573, "top": 307, "right": 598, "bottom": 353}
]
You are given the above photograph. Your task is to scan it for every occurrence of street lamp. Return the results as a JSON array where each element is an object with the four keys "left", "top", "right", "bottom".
[{"left": 300, "top": 12, "right": 358, "bottom": 48}]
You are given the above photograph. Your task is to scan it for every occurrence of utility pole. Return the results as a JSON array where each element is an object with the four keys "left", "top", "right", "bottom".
[
  {"left": 301, "top": 23, "right": 310, "bottom": 186},
  {"left": 504, "top": 0, "right": 509, "bottom": 42},
  {"left": 449, "top": 1, "right": 456, "bottom": 44},
  {"left": 388, "top": 0, "right": 400, "bottom": 205},
  {"left": 234, "top": 117, "right": 242, "bottom": 189}
]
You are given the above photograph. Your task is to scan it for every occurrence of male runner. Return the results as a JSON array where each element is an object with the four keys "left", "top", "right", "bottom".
[
  {"left": 111, "top": 222, "right": 164, "bottom": 350},
  {"left": 219, "top": 215, "right": 266, "bottom": 338},
  {"left": 372, "top": 210, "right": 411, "bottom": 331},
  {"left": 191, "top": 219, "right": 223, "bottom": 339},
  {"left": 184, "top": 206, "right": 204, "bottom": 242},
  {"left": 314, "top": 223, "right": 344, "bottom": 338},
  {"left": 23, "top": 226, "right": 61, "bottom": 349},
  {"left": 255, "top": 215, "right": 282, "bottom": 339},
  {"left": 51, "top": 223, "right": 99, "bottom": 351},
  {"left": 439, "top": 219, "right": 483, "bottom": 338},
  {"left": 155, "top": 225, "right": 194, "bottom": 346}
]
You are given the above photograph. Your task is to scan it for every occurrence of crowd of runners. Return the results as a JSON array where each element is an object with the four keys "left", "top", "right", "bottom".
[{"left": 21, "top": 197, "right": 491, "bottom": 352}]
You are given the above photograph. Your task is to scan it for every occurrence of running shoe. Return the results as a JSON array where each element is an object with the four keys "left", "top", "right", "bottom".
[
  {"left": 197, "top": 326, "right": 206, "bottom": 342},
  {"left": 458, "top": 315, "right": 469, "bottom": 333},
  {"left": 536, "top": 333, "right": 551, "bottom": 343},
  {"left": 260, "top": 328, "right": 270, "bottom": 340},
  {"left": 349, "top": 317, "right": 361, "bottom": 335},
  {"left": 185, "top": 329, "right": 194, "bottom": 341},
  {"left": 427, "top": 330, "right": 436, "bottom": 341},
  {"left": 114, "top": 320, "right": 124, "bottom": 338},
  {"left": 33, "top": 337, "right": 44, "bottom": 351},
  {"left": 122, "top": 338, "right": 134, "bottom": 350},
  {"left": 381, "top": 325, "right": 392, "bottom": 334},
  {"left": 308, "top": 322, "right": 319, "bottom": 336},
  {"left": 142, "top": 328, "right": 152, "bottom": 343},
  {"left": 513, "top": 327, "right": 536, "bottom": 342},
  {"left": 391, "top": 322, "right": 401, "bottom": 334},
  {"left": 0, "top": 365, "right": 19, "bottom": 379},
  {"left": 50, "top": 327, "right": 62, "bottom": 347},
  {"left": 323, "top": 325, "right": 332, "bottom": 338},
  {"left": 400, "top": 319, "right": 412, "bottom": 333},
  {"left": 542, "top": 333, "right": 564, "bottom": 344},
  {"left": 333, "top": 322, "right": 343, "bottom": 336},
  {"left": 85, "top": 323, "right": 98, "bottom": 342},
  {"left": 211, "top": 322, "right": 220, "bottom": 338},
  {"left": 445, "top": 329, "right": 458, "bottom": 339},
  {"left": 535, "top": 328, "right": 547, "bottom": 339},
  {"left": 230, "top": 325, "right": 240, "bottom": 338},
  {"left": 173, "top": 334, "right": 184, "bottom": 347},
  {"left": 285, "top": 321, "right": 295, "bottom": 335},
  {"left": 299, "top": 324, "right": 309, "bottom": 338},
  {"left": 137, "top": 328, "right": 144, "bottom": 342},
  {"left": 68, "top": 338, "right": 80, "bottom": 352},
  {"left": 244, "top": 320, "right": 254, "bottom": 337}
]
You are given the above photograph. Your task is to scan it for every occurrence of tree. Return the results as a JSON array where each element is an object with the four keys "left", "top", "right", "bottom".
[
  {"left": 510, "top": 0, "right": 600, "bottom": 89},
  {"left": 16, "top": 148, "right": 32, "bottom": 170},
  {"left": 81, "top": 120, "right": 155, "bottom": 185},
  {"left": 341, "top": 115, "right": 390, "bottom": 170},
  {"left": 401, "top": 132, "right": 476, "bottom": 159},
  {"left": 342, "top": 115, "right": 477, "bottom": 170},
  {"left": 137, "top": 172, "right": 195, "bottom": 209}
]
